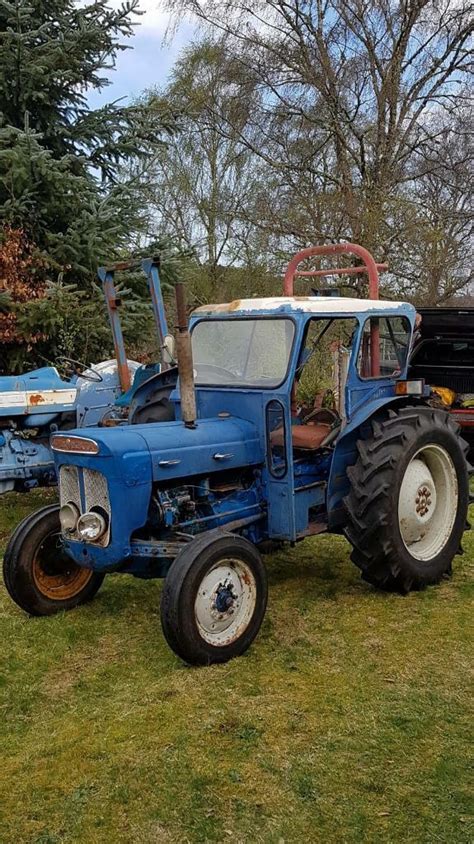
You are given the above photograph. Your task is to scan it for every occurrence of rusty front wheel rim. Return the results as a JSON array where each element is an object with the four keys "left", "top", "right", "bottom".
[{"left": 31, "top": 534, "right": 94, "bottom": 600}]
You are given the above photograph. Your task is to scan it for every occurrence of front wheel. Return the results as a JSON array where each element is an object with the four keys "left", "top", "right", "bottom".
[
  {"left": 3, "top": 505, "right": 104, "bottom": 615},
  {"left": 344, "top": 407, "right": 469, "bottom": 593},
  {"left": 161, "top": 532, "right": 268, "bottom": 665}
]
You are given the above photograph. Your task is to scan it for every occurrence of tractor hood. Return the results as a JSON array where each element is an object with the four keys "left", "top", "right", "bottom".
[
  {"left": 52, "top": 416, "right": 264, "bottom": 483},
  {"left": 134, "top": 416, "right": 263, "bottom": 481}
]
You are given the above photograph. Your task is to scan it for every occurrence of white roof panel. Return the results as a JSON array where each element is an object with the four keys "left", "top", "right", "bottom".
[{"left": 193, "top": 296, "right": 414, "bottom": 316}]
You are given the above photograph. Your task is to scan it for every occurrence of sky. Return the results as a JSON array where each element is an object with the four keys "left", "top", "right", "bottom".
[{"left": 87, "top": 1, "right": 195, "bottom": 107}]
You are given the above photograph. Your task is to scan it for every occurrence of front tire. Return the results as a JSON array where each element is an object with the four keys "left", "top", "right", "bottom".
[
  {"left": 161, "top": 532, "right": 268, "bottom": 665},
  {"left": 344, "top": 407, "right": 469, "bottom": 593},
  {"left": 3, "top": 505, "right": 104, "bottom": 616}
]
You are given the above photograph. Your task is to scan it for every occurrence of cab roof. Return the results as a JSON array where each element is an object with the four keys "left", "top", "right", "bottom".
[{"left": 193, "top": 296, "right": 414, "bottom": 317}]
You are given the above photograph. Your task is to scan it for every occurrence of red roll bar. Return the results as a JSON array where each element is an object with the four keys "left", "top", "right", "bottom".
[
  {"left": 283, "top": 242, "right": 387, "bottom": 300},
  {"left": 284, "top": 243, "right": 387, "bottom": 377}
]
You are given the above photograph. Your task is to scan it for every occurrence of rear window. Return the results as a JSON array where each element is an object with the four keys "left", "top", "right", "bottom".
[{"left": 412, "top": 339, "right": 474, "bottom": 367}]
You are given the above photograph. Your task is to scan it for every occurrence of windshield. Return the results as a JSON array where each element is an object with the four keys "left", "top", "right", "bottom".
[{"left": 191, "top": 318, "right": 295, "bottom": 387}]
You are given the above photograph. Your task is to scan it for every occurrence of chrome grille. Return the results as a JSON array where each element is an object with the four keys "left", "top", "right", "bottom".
[
  {"left": 84, "top": 469, "right": 111, "bottom": 520},
  {"left": 59, "top": 465, "right": 80, "bottom": 511},
  {"left": 58, "top": 465, "right": 111, "bottom": 546}
]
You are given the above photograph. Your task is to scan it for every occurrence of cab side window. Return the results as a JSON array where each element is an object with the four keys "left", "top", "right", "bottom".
[
  {"left": 296, "top": 317, "right": 358, "bottom": 412},
  {"left": 357, "top": 317, "right": 411, "bottom": 379}
]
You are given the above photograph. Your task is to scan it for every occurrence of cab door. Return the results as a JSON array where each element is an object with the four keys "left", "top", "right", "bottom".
[
  {"left": 264, "top": 396, "right": 296, "bottom": 540},
  {"left": 345, "top": 314, "right": 413, "bottom": 419}
]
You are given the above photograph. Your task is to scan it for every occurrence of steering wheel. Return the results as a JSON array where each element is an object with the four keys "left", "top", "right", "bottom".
[
  {"left": 194, "top": 363, "right": 241, "bottom": 382},
  {"left": 56, "top": 356, "right": 103, "bottom": 383}
]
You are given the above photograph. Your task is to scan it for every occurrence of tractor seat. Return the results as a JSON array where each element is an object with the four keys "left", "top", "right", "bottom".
[{"left": 270, "top": 422, "right": 332, "bottom": 451}]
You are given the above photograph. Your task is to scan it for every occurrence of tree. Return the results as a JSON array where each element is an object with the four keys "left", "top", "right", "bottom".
[
  {"left": 394, "top": 106, "right": 473, "bottom": 303},
  {"left": 0, "top": 227, "right": 47, "bottom": 367},
  {"left": 0, "top": 1, "right": 176, "bottom": 370},
  {"left": 166, "top": 0, "right": 473, "bottom": 301},
  {"left": 0, "top": 1, "right": 172, "bottom": 280},
  {"left": 144, "top": 40, "right": 270, "bottom": 301}
]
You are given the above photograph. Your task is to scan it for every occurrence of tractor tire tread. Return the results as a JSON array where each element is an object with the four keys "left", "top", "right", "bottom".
[
  {"left": 344, "top": 407, "right": 469, "bottom": 593},
  {"left": 3, "top": 505, "right": 104, "bottom": 616}
]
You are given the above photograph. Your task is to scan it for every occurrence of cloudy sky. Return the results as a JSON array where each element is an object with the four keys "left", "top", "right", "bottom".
[{"left": 87, "top": 1, "right": 194, "bottom": 106}]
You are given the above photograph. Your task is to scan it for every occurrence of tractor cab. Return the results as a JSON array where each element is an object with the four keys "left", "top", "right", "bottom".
[{"left": 187, "top": 296, "right": 417, "bottom": 539}]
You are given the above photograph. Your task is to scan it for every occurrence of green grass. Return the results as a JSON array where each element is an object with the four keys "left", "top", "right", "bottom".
[{"left": 1, "top": 490, "right": 473, "bottom": 843}]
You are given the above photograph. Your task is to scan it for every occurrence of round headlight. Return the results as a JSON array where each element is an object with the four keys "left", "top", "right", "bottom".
[
  {"left": 77, "top": 511, "right": 107, "bottom": 542},
  {"left": 59, "top": 503, "right": 80, "bottom": 534}
]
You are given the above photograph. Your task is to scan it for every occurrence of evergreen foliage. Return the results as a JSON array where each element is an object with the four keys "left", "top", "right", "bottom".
[
  {"left": 0, "top": 0, "right": 170, "bottom": 275},
  {"left": 0, "top": 1, "right": 177, "bottom": 371}
]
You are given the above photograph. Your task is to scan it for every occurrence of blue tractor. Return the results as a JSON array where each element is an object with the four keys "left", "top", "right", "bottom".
[
  {"left": 4, "top": 244, "right": 470, "bottom": 665},
  {"left": 0, "top": 258, "right": 175, "bottom": 494}
]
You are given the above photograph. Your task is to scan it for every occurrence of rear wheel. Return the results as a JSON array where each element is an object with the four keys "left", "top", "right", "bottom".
[
  {"left": 161, "top": 532, "right": 267, "bottom": 665},
  {"left": 344, "top": 407, "right": 469, "bottom": 592},
  {"left": 3, "top": 505, "right": 104, "bottom": 615}
]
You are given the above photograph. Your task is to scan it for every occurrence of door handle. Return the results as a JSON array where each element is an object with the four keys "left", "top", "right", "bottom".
[{"left": 213, "top": 453, "right": 234, "bottom": 460}]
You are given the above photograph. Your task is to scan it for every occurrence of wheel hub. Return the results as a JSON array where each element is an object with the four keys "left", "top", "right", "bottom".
[
  {"left": 32, "top": 532, "right": 94, "bottom": 600},
  {"left": 194, "top": 558, "right": 257, "bottom": 646},
  {"left": 399, "top": 457, "right": 437, "bottom": 545},
  {"left": 415, "top": 485, "right": 432, "bottom": 517},
  {"left": 398, "top": 444, "right": 458, "bottom": 561},
  {"left": 213, "top": 582, "right": 237, "bottom": 613}
]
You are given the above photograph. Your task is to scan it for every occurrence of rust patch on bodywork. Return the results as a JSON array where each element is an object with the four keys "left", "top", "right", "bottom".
[
  {"left": 28, "top": 393, "right": 45, "bottom": 405},
  {"left": 196, "top": 300, "right": 243, "bottom": 313}
]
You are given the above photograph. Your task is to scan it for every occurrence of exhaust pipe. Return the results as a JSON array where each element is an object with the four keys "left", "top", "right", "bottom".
[{"left": 175, "top": 282, "right": 197, "bottom": 428}]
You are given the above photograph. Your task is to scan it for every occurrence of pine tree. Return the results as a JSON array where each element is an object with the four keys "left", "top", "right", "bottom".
[
  {"left": 0, "top": 1, "right": 176, "bottom": 371},
  {"left": 0, "top": 0, "right": 169, "bottom": 278}
]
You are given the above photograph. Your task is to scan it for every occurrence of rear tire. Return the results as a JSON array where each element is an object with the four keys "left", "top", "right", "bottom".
[
  {"left": 3, "top": 505, "right": 104, "bottom": 615},
  {"left": 161, "top": 532, "right": 267, "bottom": 665},
  {"left": 344, "top": 407, "right": 469, "bottom": 593}
]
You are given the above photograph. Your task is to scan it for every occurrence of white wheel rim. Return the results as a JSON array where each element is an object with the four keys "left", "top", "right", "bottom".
[
  {"left": 398, "top": 444, "right": 458, "bottom": 561},
  {"left": 194, "top": 558, "right": 257, "bottom": 647}
]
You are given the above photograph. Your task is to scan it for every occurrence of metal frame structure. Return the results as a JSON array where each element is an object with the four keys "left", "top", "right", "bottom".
[
  {"left": 283, "top": 243, "right": 388, "bottom": 377},
  {"left": 283, "top": 242, "right": 387, "bottom": 298},
  {"left": 97, "top": 257, "right": 170, "bottom": 393}
]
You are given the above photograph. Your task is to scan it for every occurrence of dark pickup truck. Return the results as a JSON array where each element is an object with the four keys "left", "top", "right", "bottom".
[{"left": 410, "top": 307, "right": 474, "bottom": 453}]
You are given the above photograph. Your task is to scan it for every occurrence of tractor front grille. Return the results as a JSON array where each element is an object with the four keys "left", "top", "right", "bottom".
[
  {"left": 59, "top": 465, "right": 80, "bottom": 512},
  {"left": 59, "top": 465, "right": 111, "bottom": 546},
  {"left": 83, "top": 469, "right": 110, "bottom": 519}
]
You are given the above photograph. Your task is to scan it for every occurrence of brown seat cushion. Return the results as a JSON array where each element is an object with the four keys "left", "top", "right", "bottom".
[{"left": 270, "top": 422, "right": 332, "bottom": 450}]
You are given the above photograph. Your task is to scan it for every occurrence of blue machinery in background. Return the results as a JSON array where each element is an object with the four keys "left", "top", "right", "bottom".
[{"left": 0, "top": 257, "right": 172, "bottom": 494}]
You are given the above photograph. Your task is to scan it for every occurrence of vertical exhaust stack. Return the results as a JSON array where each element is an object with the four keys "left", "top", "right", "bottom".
[{"left": 175, "top": 282, "right": 197, "bottom": 429}]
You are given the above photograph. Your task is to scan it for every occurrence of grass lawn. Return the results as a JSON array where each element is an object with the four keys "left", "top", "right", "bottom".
[{"left": 0, "top": 490, "right": 473, "bottom": 844}]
